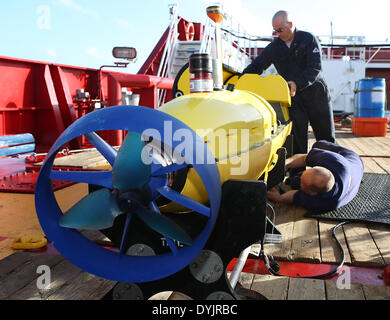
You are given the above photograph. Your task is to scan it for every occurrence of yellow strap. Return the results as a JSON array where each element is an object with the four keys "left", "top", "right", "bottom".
[{"left": 12, "top": 236, "right": 48, "bottom": 250}]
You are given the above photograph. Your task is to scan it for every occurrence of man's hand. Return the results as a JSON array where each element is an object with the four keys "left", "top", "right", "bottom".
[
  {"left": 266, "top": 187, "right": 282, "bottom": 202},
  {"left": 287, "top": 81, "right": 297, "bottom": 97},
  {"left": 267, "top": 187, "right": 298, "bottom": 204},
  {"left": 285, "top": 154, "right": 307, "bottom": 170}
]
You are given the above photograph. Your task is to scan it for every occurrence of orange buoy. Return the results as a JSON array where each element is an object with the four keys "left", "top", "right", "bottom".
[
  {"left": 207, "top": 6, "right": 224, "bottom": 24},
  {"left": 185, "top": 22, "right": 195, "bottom": 41}
]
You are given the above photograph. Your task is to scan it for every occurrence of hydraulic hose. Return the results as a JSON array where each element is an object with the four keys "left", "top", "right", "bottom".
[{"left": 262, "top": 221, "right": 351, "bottom": 279}]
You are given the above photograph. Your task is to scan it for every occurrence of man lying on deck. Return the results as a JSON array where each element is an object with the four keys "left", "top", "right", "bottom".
[{"left": 266, "top": 140, "right": 364, "bottom": 211}]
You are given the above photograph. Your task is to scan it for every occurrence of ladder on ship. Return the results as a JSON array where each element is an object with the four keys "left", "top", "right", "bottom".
[
  {"left": 156, "top": 4, "right": 261, "bottom": 106},
  {"left": 168, "top": 41, "right": 202, "bottom": 79}
]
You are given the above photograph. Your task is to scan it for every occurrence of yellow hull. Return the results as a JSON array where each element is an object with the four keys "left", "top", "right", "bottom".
[{"left": 158, "top": 84, "right": 292, "bottom": 212}]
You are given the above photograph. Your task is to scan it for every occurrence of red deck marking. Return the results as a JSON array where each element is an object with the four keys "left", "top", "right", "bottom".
[
  {"left": 27, "top": 242, "right": 60, "bottom": 255},
  {"left": 9, "top": 241, "right": 60, "bottom": 255},
  {"left": 227, "top": 258, "right": 386, "bottom": 287}
]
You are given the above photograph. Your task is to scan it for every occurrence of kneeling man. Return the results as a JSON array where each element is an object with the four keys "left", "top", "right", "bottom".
[{"left": 266, "top": 140, "right": 364, "bottom": 211}]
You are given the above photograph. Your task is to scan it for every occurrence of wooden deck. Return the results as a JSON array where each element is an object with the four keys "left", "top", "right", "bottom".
[
  {"left": 0, "top": 251, "right": 116, "bottom": 300},
  {"left": 0, "top": 183, "right": 118, "bottom": 300},
  {"left": 267, "top": 127, "right": 390, "bottom": 269},
  {"left": 236, "top": 126, "right": 390, "bottom": 300},
  {"left": 234, "top": 271, "right": 390, "bottom": 300}
]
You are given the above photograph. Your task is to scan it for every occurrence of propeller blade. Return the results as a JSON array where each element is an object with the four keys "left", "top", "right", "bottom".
[
  {"left": 112, "top": 132, "right": 151, "bottom": 192},
  {"left": 59, "top": 188, "right": 122, "bottom": 230},
  {"left": 135, "top": 206, "right": 193, "bottom": 246},
  {"left": 157, "top": 186, "right": 211, "bottom": 217},
  {"left": 149, "top": 201, "right": 178, "bottom": 255},
  {"left": 119, "top": 213, "right": 133, "bottom": 255}
]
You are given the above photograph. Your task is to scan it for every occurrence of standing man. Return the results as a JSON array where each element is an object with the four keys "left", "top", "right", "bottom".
[{"left": 241, "top": 10, "right": 336, "bottom": 159}]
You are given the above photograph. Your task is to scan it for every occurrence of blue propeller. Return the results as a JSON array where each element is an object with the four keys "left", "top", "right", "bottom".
[
  {"left": 59, "top": 188, "right": 121, "bottom": 230},
  {"left": 112, "top": 131, "right": 151, "bottom": 191},
  {"left": 59, "top": 131, "right": 193, "bottom": 246}
]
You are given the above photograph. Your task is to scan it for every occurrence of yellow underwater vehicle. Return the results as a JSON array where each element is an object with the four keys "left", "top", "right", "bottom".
[
  {"left": 158, "top": 71, "right": 292, "bottom": 212},
  {"left": 34, "top": 6, "right": 293, "bottom": 300}
]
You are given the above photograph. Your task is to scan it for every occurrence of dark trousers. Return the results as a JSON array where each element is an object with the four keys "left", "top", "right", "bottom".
[{"left": 289, "top": 79, "right": 336, "bottom": 155}]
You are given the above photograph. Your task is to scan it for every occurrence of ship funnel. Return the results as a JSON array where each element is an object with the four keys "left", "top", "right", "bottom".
[{"left": 207, "top": 5, "right": 224, "bottom": 90}]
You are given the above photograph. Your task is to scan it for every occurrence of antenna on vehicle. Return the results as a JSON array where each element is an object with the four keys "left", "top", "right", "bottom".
[{"left": 207, "top": 5, "right": 224, "bottom": 90}]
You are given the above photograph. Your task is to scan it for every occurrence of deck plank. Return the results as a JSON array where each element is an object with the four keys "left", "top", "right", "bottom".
[
  {"left": 84, "top": 277, "right": 118, "bottom": 300},
  {"left": 265, "top": 202, "right": 295, "bottom": 261},
  {"left": 362, "top": 283, "right": 390, "bottom": 300},
  {"left": 368, "top": 225, "right": 390, "bottom": 266},
  {"left": 362, "top": 157, "right": 386, "bottom": 173},
  {"left": 336, "top": 135, "right": 366, "bottom": 155},
  {"left": 47, "top": 270, "right": 116, "bottom": 300},
  {"left": 250, "top": 274, "right": 289, "bottom": 300},
  {"left": 237, "top": 271, "right": 255, "bottom": 289},
  {"left": 7, "top": 258, "right": 83, "bottom": 300},
  {"left": 290, "top": 207, "right": 321, "bottom": 263},
  {"left": 319, "top": 221, "right": 352, "bottom": 265},
  {"left": 0, "top": 253, "right": 64, "bottom": 299},
  {"left": 325, "top": 280, "right": 365, "bottom": 300},
  {"left": 343, "top": 223, "right": 386, "bottom": 268},
  {"left": 373, "top": 157, "right": 390, "bottom": 173},
  {"left": 51, "top": 150, "right": 103, "bottom": 167},
  {"left": 350, "top": 137, "right": 377, "bottom": 156},
  {"left": 287, "top": 278, "right": 326, "bottom": 300},
  {"left": 0, "top": 250, "right": 116, "bottom": 300},
  {"left": 0, "top": 252, "right": 36, "bottom": 278},
  {"left": 49, "top": 149, "right": 115, "bottom": 169},
  {"left": 366, "top": 137, "right": 390, "bottom": 157}
]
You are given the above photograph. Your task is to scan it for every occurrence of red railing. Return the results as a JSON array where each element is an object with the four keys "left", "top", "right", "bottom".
[
  {"left": 138, "top": 17, "right": 204, "bottom": 76},
  {"left": 0, "top": 55, "right": 174, "bottom": 152}
]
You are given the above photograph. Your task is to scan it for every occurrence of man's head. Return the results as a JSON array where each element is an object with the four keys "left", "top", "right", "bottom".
[
  {"left": 300, "top": 167, "right": 335, "bottom": 196},
  {"left": 272, "top": 10, "right": 295, "bottom": 43}
]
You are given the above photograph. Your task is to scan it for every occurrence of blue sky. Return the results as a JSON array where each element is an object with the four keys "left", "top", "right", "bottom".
[{"left": 0, "top": 0, "right": 389, "bottom": 74}]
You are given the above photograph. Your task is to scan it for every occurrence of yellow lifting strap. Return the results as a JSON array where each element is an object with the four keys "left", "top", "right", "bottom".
[{"left": 12, "top": 236, "right": 48, "bottom": 250}]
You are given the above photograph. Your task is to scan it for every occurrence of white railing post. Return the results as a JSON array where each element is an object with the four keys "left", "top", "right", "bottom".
[{"left": 156, "top": 4, "right": 180, "bottom": 106}]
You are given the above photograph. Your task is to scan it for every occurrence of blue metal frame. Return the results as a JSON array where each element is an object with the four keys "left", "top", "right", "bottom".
[{"left": 35, "top": 105, "right": 221, "bottom": 283}]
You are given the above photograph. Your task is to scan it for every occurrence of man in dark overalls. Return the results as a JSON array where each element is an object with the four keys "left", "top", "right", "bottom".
[
  {"left": 266, "top": 140, "right": 364, "bottom": 212},
  {"left": 241, "top": 10, "right": 336, "bottom": 177}
]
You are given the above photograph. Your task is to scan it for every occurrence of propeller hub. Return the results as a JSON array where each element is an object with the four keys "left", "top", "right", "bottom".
[{"left": 116, "top": 184, "right": 152, "bottom": 212}]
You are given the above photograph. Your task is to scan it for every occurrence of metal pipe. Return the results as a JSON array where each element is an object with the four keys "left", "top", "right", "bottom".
[
  {"left": 213, "top": 24, "right": 224, "bottom": 89},
  {"left": 109, "top": 73, "right": 174, "bottom": 89},
  {"left": 157, "top": 5, "right": 178, "bottom": 78},
  {"left": 228, "top": 245, "right": 252, "bottom": 289},
  {"left": 207, "top": 6, "right": 224, "bottom": 90}
]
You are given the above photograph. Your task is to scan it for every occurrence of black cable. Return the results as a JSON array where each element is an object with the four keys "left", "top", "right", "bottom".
[
  {"left": 221, "top": 27, "right": 272, "bottom": 42},
  {"left": 261, "top": 221, "right": 351, "bottom": 279}
]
